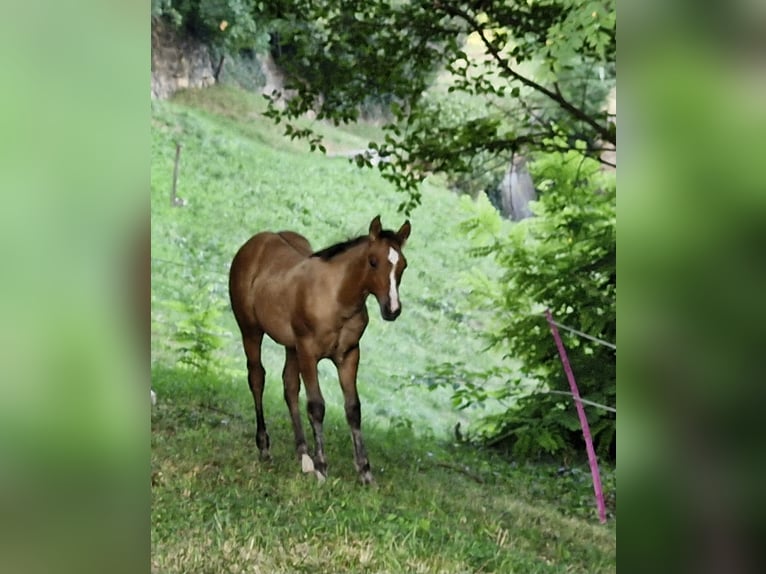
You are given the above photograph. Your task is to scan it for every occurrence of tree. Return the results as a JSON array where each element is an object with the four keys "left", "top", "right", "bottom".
[
  {"left": 458, "top": 151, "right": 616, "bottom": 460},
  {"left": 152, "top": 0, "right": 270, "bottom": 56},
  {"left": 262, "top": 0, "right": 616, "bottom": 212}
]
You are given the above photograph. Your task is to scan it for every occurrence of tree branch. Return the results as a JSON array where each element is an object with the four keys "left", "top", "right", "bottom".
[
  {"left": 437, "top": 4, "right": 615, "bottom": 146},
  {"left": 434, "top": 461, "right": 485, "bottom": 484}
]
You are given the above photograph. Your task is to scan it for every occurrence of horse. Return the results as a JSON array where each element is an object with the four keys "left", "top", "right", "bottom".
[{"left": 228, "top": 215, "right": 411, "bottom": 484}]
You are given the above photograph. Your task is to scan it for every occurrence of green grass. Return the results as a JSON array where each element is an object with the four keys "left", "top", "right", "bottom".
[
  {"left": 169, "top": 84, "right": 385, "bottom": 155},
  {"left": 151, "top": 85, "right": 615, "bottom": 572},
  {"left": 152, "top": 368, "right": 614, "bottom": 573}
]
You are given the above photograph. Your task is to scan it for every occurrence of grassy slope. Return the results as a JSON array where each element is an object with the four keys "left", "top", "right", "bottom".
[
  {"left": 151, "top": 85, "right": 504, "bottom": 436},
  {"left": 151, "top": 86, "right": 615, "bottom": 573}
]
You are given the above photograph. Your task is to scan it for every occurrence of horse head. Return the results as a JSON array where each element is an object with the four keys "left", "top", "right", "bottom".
[{"left": 364, "top": 215, "right": 410, "bottom": 321}]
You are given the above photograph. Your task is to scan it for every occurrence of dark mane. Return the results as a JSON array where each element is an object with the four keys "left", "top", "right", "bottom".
[{"left": 311, "top": 230, "right": 401, "bottom": 261}]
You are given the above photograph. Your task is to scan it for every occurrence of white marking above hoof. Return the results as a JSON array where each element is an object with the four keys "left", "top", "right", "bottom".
[
  {"left": 315, "top": 471, "right": 327, "bottom": 483},
  {"left": 301, "top": 453, "right": 315, "bottom": 473}
]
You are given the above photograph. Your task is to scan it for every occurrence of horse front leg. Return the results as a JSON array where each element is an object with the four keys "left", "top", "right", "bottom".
[
  {"left": 335, "top": 346, "right": 374, "bottom": 485},
  {"left": 296, "top": 344, "right": 327, "bottom": 481}
]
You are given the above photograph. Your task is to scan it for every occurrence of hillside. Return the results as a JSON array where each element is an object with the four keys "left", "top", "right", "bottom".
[
  {"left": 151, "top": 85, "right": 509, "bottom": 437},
  {"left": 150, "top": 85, "right": 616, "bottom": 573}
]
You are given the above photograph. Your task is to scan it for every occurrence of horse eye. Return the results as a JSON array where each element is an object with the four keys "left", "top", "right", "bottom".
[{"left": 369, "top": 256, "right": 378, "bottom": 268}]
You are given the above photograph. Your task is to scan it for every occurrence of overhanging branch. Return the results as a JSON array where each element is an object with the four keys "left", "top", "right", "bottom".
[{"left": 437, "top": 4, "right": 615, "bottom": 146}]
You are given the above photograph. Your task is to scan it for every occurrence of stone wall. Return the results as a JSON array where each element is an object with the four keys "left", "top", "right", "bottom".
[
  {"left": 600, "top": 87, "right": 617, "bottom": 170},
  {"left": 498, "top": 155, "right": 537, "bottom": 221},
  {"left": 151, "top": 19, "right": 215, "bottom": 100}
]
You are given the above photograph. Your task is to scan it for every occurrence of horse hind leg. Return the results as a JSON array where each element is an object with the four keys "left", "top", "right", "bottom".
[{"left": 242, "top": 331, "right": 270, "bottom": 460}]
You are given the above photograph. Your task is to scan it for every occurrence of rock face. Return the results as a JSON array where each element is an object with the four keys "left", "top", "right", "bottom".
[
  {"left": 151, "top": 19, "right": 215, "bottom": 100},
  {"left": 601, "top": 87, "right": 616, "bottom": 171},
  {"left": 499, "top": 155, "right": 537, "bottom": 221}
]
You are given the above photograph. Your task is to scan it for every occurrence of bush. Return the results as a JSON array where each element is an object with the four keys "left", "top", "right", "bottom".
[
  {"left": 446, "top": 150, "right": 616, "bottom": 461},
  {"left": 167, "top": 279, "right": 226, "bottom": 373}
]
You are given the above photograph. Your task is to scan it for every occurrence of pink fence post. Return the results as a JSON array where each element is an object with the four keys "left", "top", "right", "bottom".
[{"left": 544, "top": 308, "right": 608, "bottom": 523}]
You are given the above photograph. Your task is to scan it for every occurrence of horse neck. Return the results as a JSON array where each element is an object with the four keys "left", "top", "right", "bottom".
[{"left": 326, "top": 243, "right": 370, "bottom": 310}]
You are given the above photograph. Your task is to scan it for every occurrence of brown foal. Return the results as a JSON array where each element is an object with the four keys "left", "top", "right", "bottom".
[{"left": 228, "top": 216, "right": 410, "bottom": 484}]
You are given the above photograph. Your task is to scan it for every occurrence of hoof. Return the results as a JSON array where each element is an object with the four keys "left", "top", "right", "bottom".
[
  {"left": 301, "top": 453, "right": 315, "bottom": 473},
  {"left": 256, "top": 433, "right": 270, "bottom": 454},
  {"left": 315, "top": 470, "right": 327, "bottom": 483},
  {"left": 259, "top": 450, "right": 272, "bottom": 462},
  {"left": 359, "top": 470, "right": 375, "bottom": 485}
]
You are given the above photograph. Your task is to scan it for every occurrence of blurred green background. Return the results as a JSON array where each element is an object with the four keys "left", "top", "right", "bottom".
[
  {"left": 620, "top": 2, "right": 766, "bottom": 573},
  {"left": 0, "top": 2, "right": 148, "bottom": 574}
]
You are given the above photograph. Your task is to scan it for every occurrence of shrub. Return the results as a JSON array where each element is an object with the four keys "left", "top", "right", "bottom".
[{"left": 442, "top": 150, "right": 616, "bottom": 461}]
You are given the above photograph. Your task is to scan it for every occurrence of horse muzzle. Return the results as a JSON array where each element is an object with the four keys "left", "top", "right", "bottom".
[{"left": 380, "top": 302, "right": 402, "bottom": 322}]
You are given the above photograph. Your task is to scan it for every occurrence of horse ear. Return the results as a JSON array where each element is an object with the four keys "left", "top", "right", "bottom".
[
  {"left": 397, "top": 220, "right": 411, "bottom": 245},
  {"left": 369, "top": 215, "right": 382, "bottom": 240}
]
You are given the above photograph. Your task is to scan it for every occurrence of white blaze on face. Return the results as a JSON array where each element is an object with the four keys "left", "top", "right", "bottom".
[{"left": 387, "top": 247, "right": 400, "bottom": 312}]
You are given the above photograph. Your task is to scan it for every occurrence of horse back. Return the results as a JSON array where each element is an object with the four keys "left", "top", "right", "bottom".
[
  {"left": 229, "top": 231, "right": 312, "bottom": 331},
  {"left": 275, "top": 231, "right": 312, "bottom": 256}
]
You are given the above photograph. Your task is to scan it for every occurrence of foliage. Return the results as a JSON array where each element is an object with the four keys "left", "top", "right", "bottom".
[
  {"left": 526, "top": 58, "right": 616, "bottom": 152},
  {"left": 152, "top": 0, "right": 270, "bottom": 54},
  {"left": 454, "top": 150, "right": 616, "bottom": 460},
  {"left": 266, "top": 0, "right": 448, "bottom": 118},
  {"left": 152, "top": 1, "right": 616, "bottom": 210},
  {"left": 167, "top": 283, "right": 226, "bottom": 373},
  {"left": 261, "top": 0, "right": 616, "bottom": 213}
]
